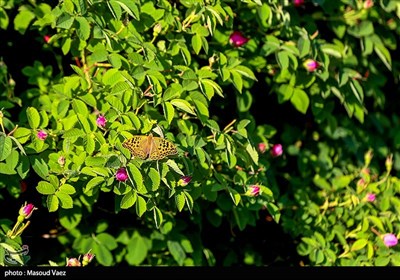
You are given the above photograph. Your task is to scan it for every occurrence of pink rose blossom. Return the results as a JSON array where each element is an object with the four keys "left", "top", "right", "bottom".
[
  {"left": 383, "top": 233, "right": 398, "bottom": 247},
  {"left": 366, "top": 193, "right": 375, "bottom": 202},
  {"left": 96, "top": 115, "right": 107, "bottom": 128},
  {"left": 247, "top": 185, "right": 261, "bottom": 197},
  {"left": 37, "top": 130, "right": 48, "bottom": 140},
  {"left": 115, "top": 167, "right": 128, "bottom": 182},
  {"left": 271, "top": 144, "right": 283, "bottom": 157},
  {"left": 303, "top": 59, "right": 319, "bottom": 72},
  {"left": 229, "top": 31, "right": 249, "bottom": 47},
  {"left": 18, "top": 203, "right": 37, "bottom": 219}
]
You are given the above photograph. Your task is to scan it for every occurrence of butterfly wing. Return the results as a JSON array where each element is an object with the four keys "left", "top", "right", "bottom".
[
  {"left": 122, "top": 135, "right": 149, "bottom": 160},
  {"left": 149, "top": 136, "right": 178, "bottom": 160}
]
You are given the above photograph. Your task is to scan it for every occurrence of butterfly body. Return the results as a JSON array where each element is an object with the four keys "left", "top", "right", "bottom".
[{"left": 123, "top": 133, "right": 178, "bottom": 160}]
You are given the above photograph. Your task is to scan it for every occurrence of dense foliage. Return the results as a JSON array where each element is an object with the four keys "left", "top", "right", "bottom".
[{"left": 1, "top": 0, "right": 400, "bottom": 266}]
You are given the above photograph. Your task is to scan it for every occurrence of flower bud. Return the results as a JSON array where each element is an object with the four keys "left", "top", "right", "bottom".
[
  {"left": 258, "top": 143, "right": 267, "bottom": 154},
  {"left": 382, "top": 233, "right": 398, "bottom": 247},
  {"left": 66, "top": 258, "right": 81, "bottom": 267},
  {"left": 303, "top": 59, "right": 319, "bottom": 72},
  {"left": 178, "top": 175, "right": 192, "bottom": 187},
  {"left": 18, "top": 203, "right": 37, "bottom": 220},
  {"left": 96, "top": 115, "right": 107, "bottom": 128},
  {"left": 116, "top": 167, "right": 128, "bottom": 182},
  {"left": 37, "top": 130, "right": 48, "bottom": 140},
  {"left": 270, "top": 144, "right": 283, "bottom": 157},
  {"left": 245, "top": 185, "right": 261, "bottom": 197},
  {"left": 366, "top": 193, "right": 375, "bottom": 202},
  {"left": 229, "top": 31, "right": 249, "bottom": 47}
]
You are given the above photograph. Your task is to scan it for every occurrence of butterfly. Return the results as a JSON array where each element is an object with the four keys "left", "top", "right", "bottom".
[{"left": 122, "top": 133, "right": 178, "bottom": 161}]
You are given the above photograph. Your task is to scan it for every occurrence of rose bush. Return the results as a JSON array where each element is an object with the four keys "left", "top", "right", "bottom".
[{"left": 1, "top": 0, "right": 400, "bottom": 267}]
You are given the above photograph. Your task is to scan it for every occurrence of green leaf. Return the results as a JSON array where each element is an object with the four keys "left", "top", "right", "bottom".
[
  {"left": 228, "top": 187, "right": 241, "bottom": 206},
  {"left": 14, "top": 9, "right": 35, "bottom": 34},
  {"left": 56, "top": 13, "right": 75, "bottom": 29},
  {"left": 36, "top": 181, "right": 56, "bottom": 195},
  {"left": 30, "top": 155, "right": 49, "bottom": 180},
  {"left": 85, "top": 177, "right": 105, "bottom": 193},
  {"left": 121, "top": 190, "right": 137, "bottom": 209},
  {"left": 167, "top": 241, "right": 185, "bottom": 266},
  {"left": 170, "top": 99, "right": 196, "bottom": 115},
  {"left": 231, "top": 70, "right": 243, "bottom": 93},
  {"left": 135, "top": 195, "right": 147, "bottom": 217},
  {"left": 277, "top": 51, "right": 289, "bottom": 69},
  {"left": 26, "top": 107, "right": 41, "bottom": 129},
  {"left": 374, "top": 43, "right": 392, "bottom": 71},
  {"left": 59, "top": 206, "right": 83, "bottom": 230},
  {"left": 175, "top": 192, "right": 185, "bottom": 212},
  {"left": 0, "top": 135, "right": 12, "bottom": 161},
  {"left": 290, "top": 88, "right": 309, "bottom": 114},
  {"left": 47, "top": 194, "right": 59, "bottom": 212},
  {"left": 153, "top": 206, "right": 163, "bottom": 229},
  {"left": 163, "top": 102, "right": 175, "bottom": 125},
  {"left": 0, "top": 8, "right": 9, "bottom": 30},
  {"left": 128, "top": 164, "right": 144, "bottom": 192},
  {"left": 59, "top": 184, "right": 76, "bottom": 195},
  {"left": 351, "top": 239, "right": 368, "bottom": 251},
  {"left": 55, "top": 191, "right": 73, "bottom": 209},
  {"left": 13, "top": 127, "right": 31, "bottom": 144},
  {"left": 75, "top": 16, "right": 91, "bottom": 40},
  {"left": 192, "top": 34, "right": 202, "bottom": 55},
  {"left": 72, "top": 99, "right": 89, "bottom": 116},
  {"left": 148, "top": 168, "right": 160, "bottom": 191},
  {"left": 126, "top": 233, "right": 148, "bottom": 265}
]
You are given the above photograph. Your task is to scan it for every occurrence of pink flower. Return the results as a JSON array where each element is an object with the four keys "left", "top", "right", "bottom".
[
  {"left": 293, "top": 0, "right": 305, "bottom": 7},
  {"left": 303, "top": 59, "right": 319, "bottom": 72},
  {"left": 246, "top": 185, "right": 261, "bottom": 197},
  {"left": 178, "top": 175, "right": 192, "bottom": 187},
  {"left": 66, "top": 258, "right": 81, "bottom": 267},
  {"left": 382, "top": 233, "right": 398, "bottom": 247},
  {"left": 18, "top": 203, "right": 37, "bottom": 219},
  {"left": 43, "top": 35, "right": 51, "bottom": 43},
  {"left": 366, "top": 193, "right": 375, "bottom": 202},
  {"left": 115, "top": 167, "right": 128, "bottom": 182},
  {"left": 96, "top": 115, "right": 107, "bottom": 128},
  {"left": 270, "top": 144, "right": 283, "bottom": 157},
  {"left": 37, "top": 130, "right": 48, "bottom": 140},
  {"left": 229, "top": 31, "right": 249, "bottom": 47},
  {"left": 258, "top": 143, "right": 267, "bottom": 154}
]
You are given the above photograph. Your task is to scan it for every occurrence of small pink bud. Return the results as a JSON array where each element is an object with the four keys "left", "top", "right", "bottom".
[
  {"left": 246, "top": 185, "right": 261, "bottom": 197},
  {"left": 382, "top": 233, "right": 398, "bottom": 247},
  {"left": 270, "top": 144, "right": 283, "bottom": 157},
  {"left": 66, "top": 258, "right": 81, "bottom": 267},
  {"left": 178, "top": 175, "right": 192, "bottom": 187},
  {"left": 303, "top": 59, "right": 319, "bottom": 72},
  {"left": 43, "top": 35, "right": 51, "bottom": 43},
  {"left": 37, "top": 130, "right": 48, "bottom": 140},
  {"left": 366, "top": 193, "right": 375, "bottom": 202},
  {"left": 258, "top": 143, "right": 267, "bottom": 154},
  {"left": 293, "top": 0, "right": 305, "bottom": 7},
  {"left": 115, "top": 167, "right": 128, "bottom": 182},
  {"left": 364, "top": 0, "right": 373, "bottom": 9},
  {"left": 18, "top": 203, "right": 37, "bottom": 219},
  {"left": 229, "top": 31, "right": 249, "bottom": 47},
  {"left": 96, "top": 115, "right": 107, "bottom": 128}
]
